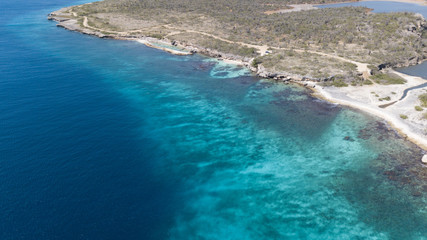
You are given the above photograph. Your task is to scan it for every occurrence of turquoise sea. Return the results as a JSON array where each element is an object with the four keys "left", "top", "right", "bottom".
[{"left": 0, "top": 0, "right": 426, "bottom": 239}]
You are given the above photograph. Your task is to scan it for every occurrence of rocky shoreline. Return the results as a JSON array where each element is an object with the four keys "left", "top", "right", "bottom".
[
  {"left": 47, "top": 10, "right": 349, "bottom": 84},
  {"left": 48, "top": 10, "right": 427, "bottom": 162},
  {"left": 47, "top": 7, "right": 427, "bottom": 83}
]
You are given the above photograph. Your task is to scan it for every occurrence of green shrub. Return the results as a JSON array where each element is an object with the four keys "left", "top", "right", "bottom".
[
  {"left": 400, "top": 114, "right": 408, "bottom": 119},
  {"left": 237, "top": 47, "right": 257, "bottom": 56},
  {"left": 415, "top": 106, "right": 423, "bottom": 111},
  {"left": 370, "top": 73, "right": 406, "bottom": 85},
  {"left": 252, "top": 58, "right": 262, "bottom": 68},
  {"left": 368, "top": 64, "right": 377, "bottom": 70},
  {"left": 148, "top": 33, "right": 164, "bottom": 39},
  {"left": 332, "top": 79, "right": 348, "bottom": 87},
  {"left": 419, "top": 93, "right": 427, "bottom": 107},
  {"left": 286, "top": 51, "right": 295, "bottom": 57}
]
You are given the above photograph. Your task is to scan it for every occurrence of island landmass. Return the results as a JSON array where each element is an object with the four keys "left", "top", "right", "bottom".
[{"left": 48, "top": 0, "right": 427, "bottom": 161}]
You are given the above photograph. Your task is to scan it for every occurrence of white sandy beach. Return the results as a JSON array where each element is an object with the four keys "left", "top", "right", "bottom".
[{"left": 310, "top": 72, "right": 427, "bottom": 153}]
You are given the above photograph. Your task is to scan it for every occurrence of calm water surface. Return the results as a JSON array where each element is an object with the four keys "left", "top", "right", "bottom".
[{"left": 0, "top": 0, "right": 426, "bottom": 239}]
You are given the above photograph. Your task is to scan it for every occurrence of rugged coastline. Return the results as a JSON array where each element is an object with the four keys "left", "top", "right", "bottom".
[{"left": 48, "top": 3, "right": 427, "bottom": 161}]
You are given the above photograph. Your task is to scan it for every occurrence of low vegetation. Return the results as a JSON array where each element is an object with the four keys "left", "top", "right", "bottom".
[
  {"left": 171, "top": 32, "right": 258, "bottom": 57},
  {"left": 379, "top": 96, "right": 391, "bottom": 101},
  {"left": 257, "top": 50, "right": 358, "bottom": 80},
  {"left": 400, "top": 114, "right": 408, "bottom": 119},
  {"left": 59, "top": 0, "right": 427, "bottom": 82},
  {"left": 362, "top": 80, "right": 374, "bottom": 85},
  {"left": 370, "top": 72, "right": 406, "bottom": 85},
  {"left": 415, "top": 105, "right": 423, "bottom": 111},
  {"left": 147, "top": 33, "right": 164, "bottom": 39},
  {"left": 419, "top": 93, "right": 427, "bottom": 107},
  {"left": 330, "top": 78, "right": 349, "bottom": 87}
]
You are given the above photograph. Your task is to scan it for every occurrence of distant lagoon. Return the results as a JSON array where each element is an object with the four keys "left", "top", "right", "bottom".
[{"left": 318, "top": 0, "right": 427, "bottom": 78}]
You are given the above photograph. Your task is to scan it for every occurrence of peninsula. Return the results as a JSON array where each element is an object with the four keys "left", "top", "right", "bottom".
[{"left": 48, "top": 0, "right": 427, "bottom": 156}]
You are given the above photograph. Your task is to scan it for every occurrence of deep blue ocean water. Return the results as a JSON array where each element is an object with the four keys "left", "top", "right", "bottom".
[{"left": 0, "top": 0, "right": 426, "bottom": 239}]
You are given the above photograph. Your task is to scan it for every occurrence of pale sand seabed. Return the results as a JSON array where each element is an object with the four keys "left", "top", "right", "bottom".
[
  {"left": 310, "top": 72, "right": 427, "bottom": 154},
  {"left": 219, "top": 58, "right": 247, "bottom": 66}
]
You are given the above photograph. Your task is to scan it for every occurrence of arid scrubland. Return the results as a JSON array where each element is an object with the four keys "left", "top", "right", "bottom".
[{"left": 51, "top": 0, "right": 427, "bottom": 84}]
